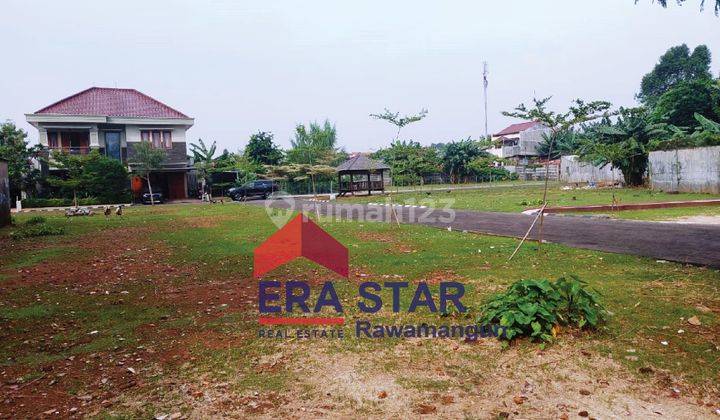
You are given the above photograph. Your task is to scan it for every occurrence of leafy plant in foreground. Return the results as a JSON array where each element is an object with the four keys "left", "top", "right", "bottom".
[
  {"left": 478, "top": 277, "right": 606, "bottom": 343},
  {"left": 10, "top": 223, "right": 64, "bottom": 239}
]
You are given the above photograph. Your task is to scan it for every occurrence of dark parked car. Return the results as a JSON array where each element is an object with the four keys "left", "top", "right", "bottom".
[
  {"left": 229, "top": 180, "right": 279, "bottom": 200},
  {"left": 141, "top": 192, "right": 164, "bottom": 204}
]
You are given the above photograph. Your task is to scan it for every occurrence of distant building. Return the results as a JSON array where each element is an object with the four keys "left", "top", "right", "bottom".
[
  {"left": 488, "top": 121, "right": 551, "bottom": 164},
  {"left": 26, "top": 87, "right": 194, "bottom": 199}
]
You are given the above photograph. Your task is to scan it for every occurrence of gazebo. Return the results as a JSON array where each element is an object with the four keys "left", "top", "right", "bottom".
[{"left": 336, "top": 155, "right": 390, "bottom": 196}]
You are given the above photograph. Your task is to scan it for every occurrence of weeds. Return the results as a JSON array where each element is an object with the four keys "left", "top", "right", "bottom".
[{"left": 478, "top": 276, "right": 606, "bottom": 342}]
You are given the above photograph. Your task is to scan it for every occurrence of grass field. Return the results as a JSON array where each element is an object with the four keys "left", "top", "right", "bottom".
[
  {"left": 342, "top": 183, "right": 720, "bottom": 221},
  {"left": 1, "top": 204, "right": 719, "bottom": 417}
]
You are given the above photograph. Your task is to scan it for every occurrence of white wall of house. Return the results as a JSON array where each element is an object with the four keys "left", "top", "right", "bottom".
[{"left": 124, "top": 124, "right": 188, "bottom": 143}]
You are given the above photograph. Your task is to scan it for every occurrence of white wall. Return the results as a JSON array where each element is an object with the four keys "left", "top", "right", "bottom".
[
  {"left": 560, "top": 155, "right": 623, "bottom": 184},
  {"left": 124, "top": 124, "right": 187, "bottom": 144},
  {"left": 649, "top": 146, "right": 720, "bottom": 194}
]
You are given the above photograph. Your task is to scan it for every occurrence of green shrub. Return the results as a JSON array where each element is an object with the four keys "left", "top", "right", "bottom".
[
  {"left": 519, "top": 198, "right": 544, "bottom": 206},
  {"left": 24, "top": 216, "right": 47, "bottom": 225},
  {"left": 22, "top": 197, "right": 101, "bottom": 208},
  {"left": 478, "top": 276, "right": 606, "bottom": 343},
  {"left": 10, "top": 223, "right": 65, "bottom": 239}
]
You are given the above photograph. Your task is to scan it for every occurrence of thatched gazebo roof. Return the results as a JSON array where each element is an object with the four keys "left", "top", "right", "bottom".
[{"left": 336, "top": 155, "right": 390, "bottom": 173}]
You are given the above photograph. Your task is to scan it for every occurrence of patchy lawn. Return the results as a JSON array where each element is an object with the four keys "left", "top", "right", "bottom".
[
  {"left": 1, "top": 203, "right": 719, "bottom": 418},
  {"left": 343, "top": 183, "right": 720, "bottom": 221}
]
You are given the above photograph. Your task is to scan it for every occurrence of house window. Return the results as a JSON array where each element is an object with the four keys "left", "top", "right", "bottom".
[
  {"left": 48, "top": 132, "right": 59, "bottom": 148},
  {"left": 140, "top": 130, "right": 172, "bottom": 149}
]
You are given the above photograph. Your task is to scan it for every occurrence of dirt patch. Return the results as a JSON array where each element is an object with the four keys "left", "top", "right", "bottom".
[
  {"left": 289, "top": 339, "right": 716, "bottom": 419},
  {"left": 355, "top": 231, "right": 417, "bottom": 254}
]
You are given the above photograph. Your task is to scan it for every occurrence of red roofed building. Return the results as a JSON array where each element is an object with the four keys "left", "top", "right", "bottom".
[
  {"left": 26, "top": 87, "right": 194, "bottom": 200},
  {"left": 488, "top": 120, "right": 550, "bottom": 163}
]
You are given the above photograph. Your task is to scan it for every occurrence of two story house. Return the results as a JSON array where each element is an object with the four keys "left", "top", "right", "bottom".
[
  {"left": 25, "top": 87, "right": 194, "bottom": 200},
  {"left": 488, "top": 121, "right": 551, "bottom": 164}
]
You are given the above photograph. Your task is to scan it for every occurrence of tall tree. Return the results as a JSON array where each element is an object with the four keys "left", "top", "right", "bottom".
[
  {"left": 286, "top": 120, "right": 345, "bottom": 165},
  {"left": 372, "top": 140, "right": 440, "bottom": 185},
  {"left": 0, "top": 121, "right": 43, "bottom": 200},
  {"left": 370, "top": 108, "right": 428, "bottom": 140},
  {"left": 650, "top": 79, "right": 720, "bottom": 129},
  {"left": 638, "top": 44, "right": 713, "bottom": 106},
  {"left": 441, "top": 139, "right": 485, "bottom": 183},
  {"left": 130, "top": 142, "right": 166, "bottom": 205},
  {"left": 244, "top": 131, "right": 283, "bottom": 165}
]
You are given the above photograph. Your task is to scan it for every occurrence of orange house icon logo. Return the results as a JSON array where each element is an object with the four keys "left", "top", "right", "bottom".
[{"left": 253, "top": 214, "right": 349, "bottom": 278}]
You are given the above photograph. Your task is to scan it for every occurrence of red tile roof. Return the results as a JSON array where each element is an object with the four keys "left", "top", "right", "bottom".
[
  {"left": 494, "top": 121, "right": 542, "bottom": 136},
  {"left": 35, "top": 87, "right": 190, "bottom": 119}
]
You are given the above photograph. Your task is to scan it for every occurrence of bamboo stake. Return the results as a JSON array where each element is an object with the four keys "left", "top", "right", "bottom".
[
  {"left": 508, "top": 203, "right": 547, "bottom": 262},
  {"left": 388, "top": 195, "right": 401, "bottom": 227}
]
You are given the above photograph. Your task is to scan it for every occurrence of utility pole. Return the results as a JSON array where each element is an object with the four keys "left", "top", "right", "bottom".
[{"left": 483, "top": 61, "right": 489, "bottom": 140}]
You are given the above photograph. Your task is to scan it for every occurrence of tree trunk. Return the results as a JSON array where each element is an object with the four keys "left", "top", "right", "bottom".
[
  {"left": 620, "top": 156, "right": 648, "bottom": 187},
  {"left": 147, "top": 173, "right": 155, "bottom": 205}
]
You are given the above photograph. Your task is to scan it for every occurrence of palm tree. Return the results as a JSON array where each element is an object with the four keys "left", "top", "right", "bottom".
[{"left": 189, "top": 139, "right": 217, "bottom": 196}]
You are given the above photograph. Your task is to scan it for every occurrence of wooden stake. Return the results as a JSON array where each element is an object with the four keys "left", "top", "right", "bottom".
[{"left": 509, "top": 203, "right": 547, "bottom": 262}]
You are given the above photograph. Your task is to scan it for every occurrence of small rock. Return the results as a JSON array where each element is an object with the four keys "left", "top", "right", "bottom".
[
  {"left": 126, "top": 367, "right": 136, "bottom": 374},
  {"left": 579, "top": 389, "right": 591, "bottom": 396},
  {"left": 377, "top": 391, "right": 387, "bottom": 399},
  {"left": 43, "top": 409, "right": 57, "bottom": 415},
  {"left": 578, "top": 410, "right": 589, "bottom": 417},
  {"left": 88, "top": 330, "right": 99, "bottom": 335},
  {"left": 660, "top": 341, "right": 669, "bottom": 346},
  {"left": 513, "top": 396, "right": 525, "bottom": 405},
  {"left": 695, "top": 304, "right": 711, "bottom": 313},
  {"left": 688, "top": 316, "right": 702, "bottom": 326},
  {"left": 639, "top": 366, "right": 654, "bottom": 374}
]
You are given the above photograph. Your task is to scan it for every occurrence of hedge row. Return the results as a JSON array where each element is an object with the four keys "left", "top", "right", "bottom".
[{"left": 22, "top": 195, "right": 131, "bottom": 208}]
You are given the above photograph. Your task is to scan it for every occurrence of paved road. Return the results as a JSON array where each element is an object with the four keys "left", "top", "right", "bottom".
[{"left": 252, "top": 198, "right": 720, "bottom": 268}]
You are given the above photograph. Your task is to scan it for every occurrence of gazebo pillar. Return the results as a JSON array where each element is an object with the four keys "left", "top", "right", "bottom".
[{"left": 367, "top": 172, "right": 371, "bottom": 195}]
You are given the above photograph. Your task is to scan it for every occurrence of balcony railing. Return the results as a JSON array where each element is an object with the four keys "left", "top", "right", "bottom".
[
  {"left": 340, "top": 180, "right": 385, "bottom": 192},
  {"left": 49, "top": 146, "right": 91, "bottom": 155},
  {"left": 501, "top": 145, "right": 520, "bottom": 157}
]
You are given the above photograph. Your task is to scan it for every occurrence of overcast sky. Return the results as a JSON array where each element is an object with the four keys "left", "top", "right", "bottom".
[{"left": 2, "top": 0, "right": 718, "bottom": 153}]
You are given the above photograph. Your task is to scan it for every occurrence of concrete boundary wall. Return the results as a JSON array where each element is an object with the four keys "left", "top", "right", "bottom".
[
  {"left": 560, "top": 155, "right": 623, "bottom": 184},
  {"left": 649, "top": 146, "right": 720, "bottom": 194}
]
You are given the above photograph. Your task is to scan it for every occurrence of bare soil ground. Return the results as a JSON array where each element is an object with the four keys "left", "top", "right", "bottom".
[{"left": 1, "top": 207, "right": 719, "bottom": 419}]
